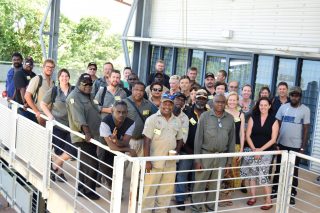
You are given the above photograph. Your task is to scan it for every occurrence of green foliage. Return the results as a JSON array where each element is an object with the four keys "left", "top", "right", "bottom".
[{"left": 0, "top": 0, "right": 123, "bottom": 72}]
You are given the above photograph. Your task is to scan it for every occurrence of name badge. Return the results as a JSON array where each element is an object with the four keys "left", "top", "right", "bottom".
[
  {"left": 153, "top": 129, "right": 161, "bottom": 135},
  {"left": 182, "top": 128, "right": 188, "bottom": 133},
  {"left": 27, "top": 76, "right": 31, "bottom": 80},
  {"left": 208, "top": 95, "right": 214, "bottom": 100},
  {"left": 143, "top": 110, "right": 149, "bottom": 116},
  {"left": 234, "top": 117, "right": 241, "bottom": 122},
  {"left": 93, "top": 99, "right": 99, "bottom": 105},
  {"left": 70, "top": 98, "right": 75, "bottom": 104},
  {"left": 115, "top": 96, "right": 121, "bottom": 101},
  {"left": 190, "top": 118, "right": 197, "bottom": 125}
]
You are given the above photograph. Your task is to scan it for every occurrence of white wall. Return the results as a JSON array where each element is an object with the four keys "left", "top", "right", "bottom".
[{"left": 149, "top": 0, "right": 320, "bottom": 57}]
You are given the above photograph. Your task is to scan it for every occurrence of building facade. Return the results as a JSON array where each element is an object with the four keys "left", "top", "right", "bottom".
[{"left": 123, "top": 0, "right": 320, "bottom": 171}]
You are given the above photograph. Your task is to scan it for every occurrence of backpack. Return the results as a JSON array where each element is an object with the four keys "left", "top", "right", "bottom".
[
  {"left": 33, "top": 75, "right": 43, "bottom": 103},
  {"left": 51, "top": 85, "right": 75, "bottom": 104}
]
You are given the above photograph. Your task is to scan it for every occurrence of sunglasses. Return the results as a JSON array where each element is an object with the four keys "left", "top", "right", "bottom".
[
  {"left": 128, "top": 78, "right": 137, "bottom": 81},
  {"left": 152, "top": 88, "right": 163, "bottom": 92},
  {"left": 80, "top": 82, "right": 93, "bottom": 86}
]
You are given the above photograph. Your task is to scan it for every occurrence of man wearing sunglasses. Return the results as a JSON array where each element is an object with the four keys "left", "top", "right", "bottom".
[
  {"left": 66, "top": 73, "right": 102, "bottom": 200},
  {"left": 272, "top": 86, "right": 310, "bottom": 206}
]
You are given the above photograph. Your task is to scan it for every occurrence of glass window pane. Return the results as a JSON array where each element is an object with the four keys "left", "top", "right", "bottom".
[
  {"left": 228, "top": 58, "right": 252, "bottom": 91},
  {"left": 149, "top": 46, "right": 161, "bottom": 74},
  {"left": 254, "top": 56, "right": 274, "bottom": 99},
  {"left": 300, "top": 60, "right": 320, "bottom": 156},
  {"left": 191, "top": 50, "right": 204, "bottom": 83},
  {"left": 205, "top": 56, "right": 226, "bottom": 75},
  {"left": 163, "top": 47, "right": 173, "bottom": 75},
  {"left": 175, "top": 48, "right": 188, "bottom": 76},
  {"left": 276, "top": 58, "right": 296, "bottom": 87}
]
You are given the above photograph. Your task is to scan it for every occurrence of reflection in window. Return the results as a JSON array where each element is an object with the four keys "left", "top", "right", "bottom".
[
  {"left": 205, "top": 56, "right": 226, "bottom": 75},
  {"left": 276, "top": 58, "right": 296, "bottom": 87},
  {"left": 300, "top": 60, "right": 320, "bottom": 156},
  {"left": 254, "top": 56, "right": 273, "bottom": 100},
  {"left": 163, "top": 47, "right": 173, "bottom": 75},
  {"left": 175, "top": 48, "right": 188, "bottom": 76},
  {"left": 191, "top": 50, "right": 204, "bottom": 83},
  {"left": 149, "top": 46, "right": 161, "bottom": 74},
  {"left": 228, "top": 58, "right": 252, "bottom": 92}
]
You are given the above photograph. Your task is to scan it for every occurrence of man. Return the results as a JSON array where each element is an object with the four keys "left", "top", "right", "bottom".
[
  {"left": 216, "top": 69, "right": 227, "bottom": 83},
  {"left": 272, "top": 81, "right": 290, "bottom": 113},
  {"left": 179, "top": 75, "right": 191, "bottom": 99},
  {"left": 173, "top": 92, "right": 189, "bottom": 144},
  {"left": 92, "top": 62, "right": 114, "bottom": 96},
  {"left": 142, "top": 93, "right": 184, "bottom": 213},
  {"left": 86, "top": 62, "right": 98, "bottom": 82},
  {"left": 124, "top": 72, "right": 139, "bottom": 96},
  {"left": 214, "top": 82, "right": 227, "bottom": 95},
  {"left": 204, "top": 73, "right": 215, "bottom": 100},
  {"left": 187, "top": 67, "right": 201, "bottom": 88},
  {"left": 124, "top": 82, "right": 157, "bottom": 157},
  {"left": 175, "top": 89, "right": 208, "bottom": 210},
  {"left": 227, "top": 81, "right": 239, "bottom": 93},
  {"left": 4, "top": 52, "right": 23, "bottom": 101},
  {"left": 147, "top": 59, "right": 170, "bottom": 88},
  {"left": 66, "top": 73, "right": 101, "bottom": 200},
  {"left": 25, "top": 59, "right": 55, "bottom": 125},
  {"left": 13, "top": 56, "right": 37, "bottom": 121},
  {"left": 192, "top": 94, "right": 235, "bottom": 212},
  {"left": 94, "top": 70, "right": 127, "bottom": 119},
  {"left": 99, "top": 101, "right": 137, "bottom": 186},
  {"left": 145, "top": 73, "right": 169, "bottom": 98},
  {"left": 272, "top": 86, "right": 310, "bottom": 206}
]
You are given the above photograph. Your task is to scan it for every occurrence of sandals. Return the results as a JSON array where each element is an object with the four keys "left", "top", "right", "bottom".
[
  {"left": 261, "top": 203, "right": 273, "bottom": 210},
  {"left": 246, "top": 198, "right": 256, "bottom": 206},
  {"left": 218, "top": 200, "right": 233, "bottom": 207}
]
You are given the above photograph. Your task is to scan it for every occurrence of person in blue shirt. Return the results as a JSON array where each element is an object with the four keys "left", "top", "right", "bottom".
[{"left": 5, "top": 52, "right": 23, "bottom": 102}]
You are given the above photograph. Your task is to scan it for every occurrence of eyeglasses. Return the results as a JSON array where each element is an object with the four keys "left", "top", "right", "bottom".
[
  {"left": 229, "top": 86, "right": 238, "bottom": 89},
  {"left": 89, "top": 68, "right": 97, "bottom": 71},
  {"left": 128, "top": 78, "right": 137, "bottom": 81},
  {"left": 152, "top": 88, "right": 163, "bottom": 92},
  {"left": 80, "top": 82, "right": 93, "bottom": 87}
]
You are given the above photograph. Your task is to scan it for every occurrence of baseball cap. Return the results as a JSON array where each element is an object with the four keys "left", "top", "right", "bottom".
[
  {"left": 24, "top": 56, "right": 34, "bottom": 66},
  {"left": 174, "top": 92, "right": 187, "bottom": 101},
  {"left": 87, "top": 62, "right": 97, "bottom": 69},
  {"left": 289, "top": 86, "right": 302, "bottom": 95},
  {"left": 205, "top": 72, "right": 215, "bottom": 79},
  {"left": 161, "top": 92, "right": 175, "bottom": 103},
  {"left": 196, "top": 89, "right": 208, "bottom": 99},
  {"left": 79, "top": 73, "right": 92, "bottom": 84}
]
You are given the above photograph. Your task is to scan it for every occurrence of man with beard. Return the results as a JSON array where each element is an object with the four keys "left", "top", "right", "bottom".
[
  {"left": 272, "top": 86, "right": 310, "bottom": 206},
  {"left": 13, "top": 56, "right": 37, "bottom": 121},
  {"left": 124, "top": 82, "right": 157, "bottom": 157},
  {"left": 142, "top": 93, "right": 184, "bottom": 212},
  {"left": 92, "top": 62, "right": 114, "bottom": 96},
  {"left": 66, "top": 73, "right": 101, "bottom": 200},
  {"left": 4, "top": 52, "right": 23, "bottom": 103},
  {"left": 187, "top": 67, "right": 201, "bottom": 88},
  {"left": 204, "top": 73, "right": 216, "bottom": 100},
  {"left": 192, "top": 94, "right": 235, "bottom": 212},
  {"left": 172, "top": 92, "right": 189, "bottom": 144},
  {"left": 147, "top": 59, "right": 170, "bottom": 88},
  {"left": 175, "top": 89, "right": 208, "bottom": 210}
]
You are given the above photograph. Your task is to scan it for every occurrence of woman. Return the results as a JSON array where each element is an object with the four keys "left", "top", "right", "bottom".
[
  {"left": 40, "top": 69, "right": 76, "bottom": 182},
  {"left": 121, "top": 67, "right": 132, "bottom": 89},
  {"left": 241, "top": 97, "right": 279, "bottom": 210},
  {"left": 259, "top": 86, "right": 271, "bottom": 99},
  {"left": 149, "top": 82, "right": 163, "bottom": 108},
  {"left": 188, "top": 86, "right": 200, "bottom": 106},
  {"left": 225, "top": 92, "right": 245, "bottom": 189},
  {"left": 239, "top": 84, "right": 255, "bottom": 125},
  {"left": 179, "top": 75, "right": 191, "bottom": 98},
  {"left": 169, "top": 75, "right": 180, "bottom": 95}
]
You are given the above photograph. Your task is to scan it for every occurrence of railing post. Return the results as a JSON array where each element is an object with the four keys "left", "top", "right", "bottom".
[
  {"left": 42, "top": 120, "right": 54, "bottom": 198},
  {"left": 137, "top": 160, "right": 146, "bottom": 213},
  {"left": 282, "top": 151, "right": 296, "bottom": 213},
  {"left": 73, "top": 147, "right": 81, "bottom": 210},
  {"left": 9, "top": 103, "right": 19, "bottom": 165},
  {"left": 128, "top": 159, "right": 141, "bottom": 213},
  {"left": 110, "top": 156, "right": 125, "bottom": 213},
  {"left": 276, "top": 151, "right": 288, "bottom": 213},
  {"left": 214, "top": 167, "right": 222, "bottom": 212}
]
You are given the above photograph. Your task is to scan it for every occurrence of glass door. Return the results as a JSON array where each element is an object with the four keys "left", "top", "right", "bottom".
[
  {"left": 205, "top": 55, "right": 227, "bottom": 75},
  {"left": 228, "top": 58, "right": 252, "bottom": 90}
]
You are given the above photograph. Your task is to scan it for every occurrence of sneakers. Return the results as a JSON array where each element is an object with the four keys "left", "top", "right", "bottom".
[
  {"left": 57, "top": 173, "right": 68, "bottom": 182},
  {"left": 176, "top": 201, "right": 185, "bottom": 211},
  {"left": 78, "top": 192, "right": 100, "bottom": 200},
  {"left": 315, "top": 176, "right": 320, "bottom": 185},
  {"left": 290, "top": 197, "right": 295, "bottom": 206},
  {"left": 271, "top": 188, "right": 277, "bottom": 199}
]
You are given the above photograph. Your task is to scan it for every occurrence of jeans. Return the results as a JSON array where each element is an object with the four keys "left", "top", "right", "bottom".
[{"left": 175, "top": 152, "right": 194, "bottom": 202}]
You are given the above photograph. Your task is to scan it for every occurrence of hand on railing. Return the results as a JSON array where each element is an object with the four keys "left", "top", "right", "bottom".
[
  {"left": 85, "top": 132, "right": 92, "bottom": 143},
  {"left": 194, "top": 162, "right": 203, "bottom": 170},
  {"left": 128, "top": 149, "right": 137, "bottom": 157},
  {"left": 145, "top": 161, "right": 152, "bottom": 173}
]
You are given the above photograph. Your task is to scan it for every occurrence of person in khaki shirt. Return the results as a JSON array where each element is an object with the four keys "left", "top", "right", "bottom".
[
  {"left": 25, "top": 58, "right": 55, "bottom": 125},
  {"left": 142, "top": 93, "right": 184, "bottom": 213}
]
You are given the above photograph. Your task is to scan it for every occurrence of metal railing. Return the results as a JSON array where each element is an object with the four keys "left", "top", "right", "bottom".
[{"left": 0, "top": 97, "right": 319, "bottom": 213}]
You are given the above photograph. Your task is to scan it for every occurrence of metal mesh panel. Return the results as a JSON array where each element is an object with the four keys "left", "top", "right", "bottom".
[
  {"left": 15, "top": 115, "right": 49, "bottom": 175},
  {"left": 0, "top": 104, "right": 13, "bottom": 148}
]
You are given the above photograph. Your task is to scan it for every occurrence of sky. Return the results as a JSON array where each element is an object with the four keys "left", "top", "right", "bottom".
[{"left": 60, "top": 0, "right": 133, "bottom": 34}]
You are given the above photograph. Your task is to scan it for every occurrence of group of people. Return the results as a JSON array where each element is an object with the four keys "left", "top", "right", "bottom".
[{"left": 3, "top": 54, "right": 311, "bottom": 212}]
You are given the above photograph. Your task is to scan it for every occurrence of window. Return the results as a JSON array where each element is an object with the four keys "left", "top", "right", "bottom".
[
  {"left": 191, "top": 50, "right": 204, "bottom": 83},
  {"left": 149, "top": 46, "right": 161, "bottom": 74},
  {"left": 175, "top": 48, "right": 188, "bottom": 76},
  {"left": 205, "top": 55, "right": 226, "bottom": 75},
  {"left": 228, "top": 58, "right": 252, "bottom": 92},
  {"left": 163, "top": 47, "right": 173, "bottom": 76},
  {"left": 276, "top": 58, "right": 296, "bottom": 87},
  {"left": 254, "top": 56, "right": 273, "bottom": 99},
  {"left": 300, "top": 60, "right": 320, "bottom": 156}
]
